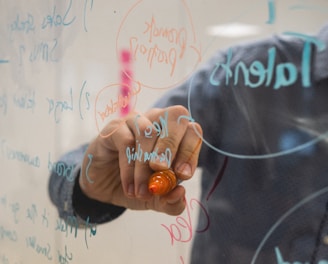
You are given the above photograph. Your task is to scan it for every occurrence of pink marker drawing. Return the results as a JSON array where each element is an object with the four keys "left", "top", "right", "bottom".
[{"left": 119, "top": 49, "right": 133, "bottom": 116}]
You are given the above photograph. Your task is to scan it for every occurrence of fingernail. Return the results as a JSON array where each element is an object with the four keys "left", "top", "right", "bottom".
[
  {"left": 128, "top": 183, "right": 135, "bottom": 197},
  {"left": 177, "top": 163, "right": 192, "bottom": 178},
  {"left": 137, "top": 183, "right": 149, "bottom": 198}
]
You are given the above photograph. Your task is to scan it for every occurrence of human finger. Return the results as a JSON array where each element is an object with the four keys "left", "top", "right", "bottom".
[
  {"left": 172, "top": 122, "right": 203, "bottom": 180},
  {"left": 125, "top": 113, "right": 159, "bottom": 199},
  {"left": 147, "top": 185, "right": 186, "bottom": 215},
  {"left": 102, "top": 118, "right": 137, "bottom": 197},
  {"left": 147, "top": 105, "right": 190, "bottom": 171}
]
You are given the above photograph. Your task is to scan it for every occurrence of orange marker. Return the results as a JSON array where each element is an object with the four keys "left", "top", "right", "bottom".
[
  {"left": 148, "top": 169, "right": 177, "bottom": 196},
  {"left": 148, "top": 138, "right": 202, "bottom": 196}
]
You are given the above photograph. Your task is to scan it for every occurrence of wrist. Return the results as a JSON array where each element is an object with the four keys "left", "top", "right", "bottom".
[{"left": 72, "top": 172, "right": 126, "bottom": 223}]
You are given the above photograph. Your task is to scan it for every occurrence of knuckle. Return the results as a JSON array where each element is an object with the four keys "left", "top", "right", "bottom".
[
  {"left": 171, "top": 105, "right": 189, "bottom": 120},
  {"left": 172, "top": 104, "right": 188, "bottom": 114},
  {"left": 158, "top": 135, "right": 178, "bottom": 153},
  {"left": 190, "top": 122, "right": 203, "bottom": 136},
  {"left": 166, "top": 202, "right": 185, "bottom": 216},
  {"left": 121, "top": 134, "right": 135, "bottom": 147}
]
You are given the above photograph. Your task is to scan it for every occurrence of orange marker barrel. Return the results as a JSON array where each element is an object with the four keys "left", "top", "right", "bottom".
[{"left": 148, "top": 169, "right": 177, "bottom": 195}]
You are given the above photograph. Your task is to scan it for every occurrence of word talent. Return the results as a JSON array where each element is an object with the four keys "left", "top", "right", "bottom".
[{"left": 209, "top": 34, "right": 324, "bottom": 89}]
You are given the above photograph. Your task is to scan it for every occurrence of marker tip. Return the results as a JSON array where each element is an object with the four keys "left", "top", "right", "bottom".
[{"left": 149, "top": 184, "right": 158, "bottom": 194}]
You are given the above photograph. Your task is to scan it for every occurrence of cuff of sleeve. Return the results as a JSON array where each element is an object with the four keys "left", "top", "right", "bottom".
[{"left": 72, "top": 171, "right": 126, "bottom": 224}]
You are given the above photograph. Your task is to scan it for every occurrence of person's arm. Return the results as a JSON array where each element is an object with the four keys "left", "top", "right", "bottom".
[
  {"left": 49, "top": 106, "right": 203, "bottom": 223},
  {"left": 49, "top": 30, "right": 312, "bottom": 224},
  {"left": 47, "top": 38, "right": 263, "bottom": 224},
  {"left": 48, "top": 144, "right": 126, "bottom": 224}
]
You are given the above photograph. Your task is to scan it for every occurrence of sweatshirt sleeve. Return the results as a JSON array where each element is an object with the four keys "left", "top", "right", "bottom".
[{"left": 48, "top": 144, "right": 126, "bottom": 224}]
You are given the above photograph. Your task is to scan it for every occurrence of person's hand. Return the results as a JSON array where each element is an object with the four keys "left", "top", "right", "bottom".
[{"left": 79, "top": 105, "right": 202, "bottom": 215}]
